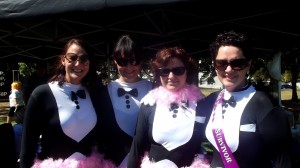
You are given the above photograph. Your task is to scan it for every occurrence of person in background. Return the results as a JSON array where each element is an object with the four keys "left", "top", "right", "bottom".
[
  {"left": 197, "top": 30, "right": 293, "bottom": 168},
  {"left": 20, "top": 38, "right": 115, "bottom": 168},
  {"left": 127, "top": 47, "right": 209, "bottom": 168},
  {"left": 7, "top": 81, "right": 25, "bottom": 123},
  {"left": 96, "top": 35, "right": 153, "bottom": 167},
  {"left": 13, "top": 105, "right": 25, "bottom": 162}
]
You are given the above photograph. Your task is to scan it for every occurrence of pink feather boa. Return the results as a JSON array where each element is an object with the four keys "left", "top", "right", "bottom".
[
  {"left": 148, "top": 84, "right": 204, "bottom": 106},
  {"left": 140, "top": 153, "right": 210, "bottom": 168},
  {"left": 32, "top": 151, "right": 116, "bottom": 168}
]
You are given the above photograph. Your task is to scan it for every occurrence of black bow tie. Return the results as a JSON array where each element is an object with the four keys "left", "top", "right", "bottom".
[
  {"left": 117, "top": 88, "right": 138, "bottom": 97},
  {"left": 222, "top": 96, "right": 236, "bottom": 108},
  {"left": 169, "top": 102, "right": 179, "bottom": 111},
  {"left": 71, "top": 89, "right": 86, "bottom": 101}
]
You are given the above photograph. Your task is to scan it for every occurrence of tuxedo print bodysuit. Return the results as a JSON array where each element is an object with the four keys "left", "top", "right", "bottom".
[
  {"left": 96, "top": 79, "right": 152, "bottom": 166},
  {"left": 197, "top": 84, "right": 293, "bottom": 168},
  {"left": 127, "top": 85, "right": 207, "bottom": 168}
]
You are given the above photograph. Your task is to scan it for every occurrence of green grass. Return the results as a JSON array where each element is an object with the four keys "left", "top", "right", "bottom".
[{"left": 0, "top": 102, "right": 9, "bottom": 125}]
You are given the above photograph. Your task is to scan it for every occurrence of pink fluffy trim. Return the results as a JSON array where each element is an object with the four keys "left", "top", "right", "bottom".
[
  {"left": 140, "top": 153, "right": 210, "bottom": 168},
  {"left": 32, "top": 151, "right": 116, "bottom": 168},
  {"left": 150, "top": 84, "right": 204, "bottom": 106}
]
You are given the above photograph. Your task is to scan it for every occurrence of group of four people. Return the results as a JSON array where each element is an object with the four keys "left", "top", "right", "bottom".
[{"left": 19, "top": 31, "right": 293, "bottom": 168}]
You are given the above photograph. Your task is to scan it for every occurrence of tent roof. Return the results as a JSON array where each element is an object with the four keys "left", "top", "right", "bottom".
[{"left": 0, "top": 1, "right": 299, "bottom": 63}]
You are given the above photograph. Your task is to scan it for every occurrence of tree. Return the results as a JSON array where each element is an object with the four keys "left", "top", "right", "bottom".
[
  {"left": 282, "top": 48, "right": 300, "bottom": 101},
  {"left": 18, "top": 63, "right": 36, "bottom": 78},
  {"left": 252, "top": 67, "right": 270, "bottom": 83},
  {"left": 282, "top": 70, "right": 292, "bottom": 83}
]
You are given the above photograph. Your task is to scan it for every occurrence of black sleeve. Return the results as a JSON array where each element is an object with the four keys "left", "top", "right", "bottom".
[
  {"left": 196, "top": 91, "right": 219, "bottom": 125},
  {"left": 127, "top": 103, "right": 153, "bottom": 168},
  {"left": 260, "top": 107, "right": 293, "bottom": 168},
  {"left": 19, "top": 85, "right": 51, "bottom": 168},
  {"left": 244, "top": 91, "right": 293, "bottom": 167}
]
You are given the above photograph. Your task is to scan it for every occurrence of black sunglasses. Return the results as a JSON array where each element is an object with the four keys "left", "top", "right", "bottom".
[
  {"left": 115, "top": 58, "right": 140, "bottom": 67},
  {"left": 64, "top": 53, "right": 89, "bottom": 64},
  {"left": 214, "top": 59, "right": 248, "bottom": 71},
  {"left": 157, "top": 67, "right": 186, "bottom": 76}
]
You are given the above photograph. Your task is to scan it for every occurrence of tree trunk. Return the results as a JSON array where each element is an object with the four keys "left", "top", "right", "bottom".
[{"left": 291, "top": 64, "right": 299, "bottom": 101}]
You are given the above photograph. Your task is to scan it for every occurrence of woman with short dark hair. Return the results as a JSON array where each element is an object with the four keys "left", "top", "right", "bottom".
[{"left": 198, "top": 30, "right": 293, "bottom": 168}]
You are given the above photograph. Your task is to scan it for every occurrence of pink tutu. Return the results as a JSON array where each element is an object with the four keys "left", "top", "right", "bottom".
[
  {"left": 32, "top": 151, "right": 117, "bottom": 168},
  {"left": 140, "top": 153, "right": 210, "bottom": 168},
  {"left": 186, "top": 155, "right": 210, "bottom": 168}
]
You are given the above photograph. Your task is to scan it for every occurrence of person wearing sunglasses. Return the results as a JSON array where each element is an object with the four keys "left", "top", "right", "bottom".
[
  {"left": 197, "top": 30, "right": 293, "bottom": 168},
  {"left": 127, "top": 46, "right": 209, "bottom": 168},
  {"left": 95, "top": 35, "right": 153, "bottom": 167},
  {"left": 20, "top": 38, "right": 115, "bottom": 168}
]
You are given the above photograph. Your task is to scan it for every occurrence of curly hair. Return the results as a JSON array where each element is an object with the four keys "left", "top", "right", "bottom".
[
  {"left": 209, "top": 30, "right": 253, "bottom": 62},
  {"left": 150, "top": 46, "right": 197, "bottom": 87}
]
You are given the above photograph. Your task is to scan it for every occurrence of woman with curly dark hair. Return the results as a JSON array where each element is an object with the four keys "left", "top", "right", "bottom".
[{"left": 197, "top": 30, "right": 293, "bottom": 168}]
